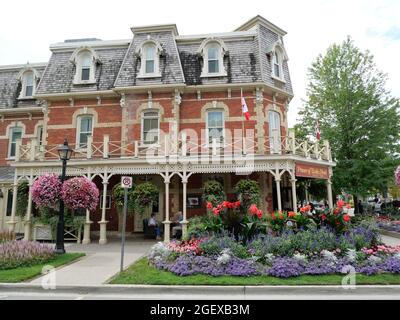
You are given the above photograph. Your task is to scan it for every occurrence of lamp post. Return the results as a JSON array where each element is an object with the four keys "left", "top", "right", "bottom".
[{"left": 55, "top": 138, "right": 73, "bottom": 254}]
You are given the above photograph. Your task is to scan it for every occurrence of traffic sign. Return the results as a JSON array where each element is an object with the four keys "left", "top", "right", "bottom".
[{"left": 121, "top": 176, "right": 133, "bottom": 189}]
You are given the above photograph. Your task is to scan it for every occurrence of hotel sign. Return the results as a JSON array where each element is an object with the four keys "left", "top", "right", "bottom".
[{"left": 295, "top": 163, "right": 329, "bottom": 180}]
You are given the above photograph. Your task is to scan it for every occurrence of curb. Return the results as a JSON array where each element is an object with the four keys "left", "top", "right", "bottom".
[
  {"left": 2, "top": 283, "right": 400, "bottom": 296},
  {"left": 380, "top": 230, "right": 400, "bottom": 240}
]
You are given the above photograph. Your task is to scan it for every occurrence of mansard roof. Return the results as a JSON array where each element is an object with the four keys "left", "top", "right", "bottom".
[
  {"left": 35, "top": 39, "right": 130, "bottom": 95},
  {"left": 0, "top": 63, "right": 46, "bottom": 109},
  {"left": 0, "top": 16, "right": 293, "bottom": 100}
]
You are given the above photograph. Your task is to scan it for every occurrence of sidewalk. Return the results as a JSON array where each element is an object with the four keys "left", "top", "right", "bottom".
[{"left": 29, "top": 239, "right": 155, "bottom": 286}]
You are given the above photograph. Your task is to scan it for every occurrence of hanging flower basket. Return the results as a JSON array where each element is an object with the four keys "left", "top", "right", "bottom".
[
  {"left": 61, "top": 177, "right": 99, "bottom": 212},
  {"left": 31, "top": 174, "right": 62, "bottom": 209}
]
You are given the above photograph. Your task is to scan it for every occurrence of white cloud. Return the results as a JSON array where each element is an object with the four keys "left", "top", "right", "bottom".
[{"left": 0, "top": 0, "right": 398, "bottom": 127}]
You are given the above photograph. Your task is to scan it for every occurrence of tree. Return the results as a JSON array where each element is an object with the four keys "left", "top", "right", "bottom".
[{"left": 297, "top": 37, "right": 400, "bottom": 199}]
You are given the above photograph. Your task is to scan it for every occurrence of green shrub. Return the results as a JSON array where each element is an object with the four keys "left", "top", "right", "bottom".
[
  {"left": 234, "top": 179, "right": 261, "bottom": 210},
  {"left": 203, "top": 180, "right": 225, "bottom": 206}
]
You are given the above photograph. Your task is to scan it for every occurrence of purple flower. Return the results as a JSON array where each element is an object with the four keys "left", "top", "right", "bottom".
[{"left": 267, "top": 257, "right": 305, "bottom": 278}]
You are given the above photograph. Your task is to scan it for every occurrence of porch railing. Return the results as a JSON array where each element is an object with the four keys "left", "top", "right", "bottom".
[{"left": 15, "top": 132, "right": 332, "bottom": 162}]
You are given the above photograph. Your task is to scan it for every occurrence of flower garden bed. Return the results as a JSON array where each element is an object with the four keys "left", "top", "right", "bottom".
[
  {"left": 124, "top": 198, "right": 400, "bottom": 282},
  {"left": 111, "top": 258, "right": 400, "bottom": 285},
  {"left": 0, "top": 240, "right": 84, "bottom": 283}
]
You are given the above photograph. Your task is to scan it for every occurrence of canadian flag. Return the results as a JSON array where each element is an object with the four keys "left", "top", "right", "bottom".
[
  {"left": 241, "top": 94, "right": 250, "bottom": 121},
  {"left": 315, "top": 119, "right": 321, "bottom": 141}
]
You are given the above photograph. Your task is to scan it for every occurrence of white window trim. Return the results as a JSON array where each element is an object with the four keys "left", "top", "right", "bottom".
[
  {"left": 206, "top": 109, "right": 225, "bottom": 148},
  {"left": 70, "top": 47, "right": 100, "bottom": 85},
  {"left": 141, "top": 110, "right": 160, "bottom": 146},
  {"left": 18, "top": 70, "right": 39, "bottom": 99},
  {"left": 269, "top": 43, "right": 287, "bottom": 83},
  {"left": 76, "top": 115, "right": 94, "bottom": 150},
  {"left": 136, "top": 40, "right": 163, "bottom": 79},
  {"left": 8, "top": 127, "right": 23, "bottom": 159},
  {"left": 268, "top": 110, "right": 281, "bottom": 153},
  {"left": 199, "top": 41, "right": 227, "bottom": 78}
]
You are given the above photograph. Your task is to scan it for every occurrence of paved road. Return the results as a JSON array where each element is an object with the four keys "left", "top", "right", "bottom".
[
  {"left": 29, "top": 239, "right": 155, "bottom": 286},
  {"left": 381, "top": 235, "right": 400, "bottom": 246}
]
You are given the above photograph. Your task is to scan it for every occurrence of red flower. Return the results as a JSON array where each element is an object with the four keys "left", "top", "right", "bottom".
[
  {"left": 288, "top": 212, "right": 296, "bottom": 218},
  {"left": 206, "top": 202, "right": 213, "bottom": 210},
  {"left": 346, "top": 204, "right": 351, "bottom": 209},
  {"left": 257, "top": 210, "right": 263, "bottom": 219},
  {"left": 271, "top": 212, "right": 276, "bottom": 220},
  {"left": 337, "top": 200, "right": 345, "bottom": 208},
  {"left": 212, "top": 208, "right": 220, "bottom": 216},
  {"left": 234, "top": 201, "right": 241, "bottom": 208},
  {"left": 222, "top": 201, "right": 229, "bottom": 208},
  {"left": 334, "top": 208, "right": 340, "bottom": 215},
  {"left": 321, "top": 214, "right": 327, "bottom": 221},
  {"left": 249, "top": 204, "right": 258, "bottom": 215},
  {"left": 343, "top": 214, "right": 351, "bottom": 222}
]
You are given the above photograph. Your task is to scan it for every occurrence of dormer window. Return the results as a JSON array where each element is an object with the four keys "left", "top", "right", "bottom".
[
  {"left": 18, "top": 68, "right": 39, "bottom": 99},
  {"left": 24, "top": 72, "right": 34, "bottom": 97},
  {"left": 198, "top": 38, "right": 228, "bottom": 78},
  {"left": 80, "top": 52, "right": 92, "bottom": 81},
  {"left": 70, "top": 47, "right": 99, "bottom": 84},
  {"left": 136, "top": 39, "right": 163, "bottom": 78},
  {"left": 272, "top": 50, "right": 283, "bottom": 80},
  {"left": 267, "top": 41, "right": 288, "bottom": 83},
  {"left": 144, "top": 44, "right": 156, "bottom": 74},
  {"left": 207, "top": 45, "right": 220, "bottom": 74}
]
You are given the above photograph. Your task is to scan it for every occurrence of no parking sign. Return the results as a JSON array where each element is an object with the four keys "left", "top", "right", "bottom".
[
  {"left": 120, "top": 176, "right": 132, "bottom": 273},
  {"left": 121, "top": 176, "right": 133, "bottom": 189}
]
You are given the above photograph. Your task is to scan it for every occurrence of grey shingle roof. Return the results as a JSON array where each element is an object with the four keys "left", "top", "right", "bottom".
[
  {"left": 1, "top": 16, "right": 294, "bottom": 99},
  {"left": 0, "top": 166, "right": 14, "bottom": 182},
  {"left": 36, "top": 47, "right": 128, "bottom": 94},
  {"left": 0, "top": 64, "right": 46, "bottom": 108},
  {"left": 114, "top": 31, "right": 185, "bottom": 87}
]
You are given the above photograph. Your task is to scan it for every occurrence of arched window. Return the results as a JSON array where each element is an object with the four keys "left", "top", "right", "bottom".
[
  {"left": 268, "top": 111, "right": 281, "bottom": 153},
  {"left": 18, "top": 69, "right": 38, "bottom": 98},
  {"left": 198, "top": 38, "right": 228, "bottom": 77},
  {"left": 70, "top": 47, "right": 99, "bottom": 84},
  {"left": 207, "top": 44, "right": 220, "bottom": 74},
  {"left": 142, "top": 111, "right": 159, "bottom": 144},
  {"left": 144, "top": 44, "right": 156, "bottom": 74},
  {"left": 137, "top": 40, "right": 162, "bottom": 78},
  {"left": 80, "top": 51, "right": 93, "bottom": 81},
  {"left": 206, "top": 110, "right": 225, "bottom": 145},
  {"left": 23, "top": 71, "right": 34, "bottom": 97},
  {"left": 76, "top": 115, "right": 93, "bottom": 148},
  {"left": 268, "top": 41, "right": 288, "bottom": 82}
]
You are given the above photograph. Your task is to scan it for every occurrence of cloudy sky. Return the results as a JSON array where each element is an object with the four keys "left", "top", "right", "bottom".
[{"left": 1, "top": 0, "right": 398, "bottom": 127}]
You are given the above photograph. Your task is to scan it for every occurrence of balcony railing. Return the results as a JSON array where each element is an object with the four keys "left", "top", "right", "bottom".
[{"left": 14, "top": 132, "right": 332, "bottom": 163}]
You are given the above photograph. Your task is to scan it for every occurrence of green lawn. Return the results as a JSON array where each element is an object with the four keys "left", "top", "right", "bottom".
[
  {"left": 0, "top": 253, "right": 85, "bottom": 283},
  {"left": 110, "top": 258, "right": 400, "bottom": 286}
]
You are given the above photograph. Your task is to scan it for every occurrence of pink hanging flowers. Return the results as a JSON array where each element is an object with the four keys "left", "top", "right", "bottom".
[
  {"left": 31, "top": 174, "right": 62, "bottom": 209},
  {"left": 61, "top": 177, "right": 100, "bottom": 212}
]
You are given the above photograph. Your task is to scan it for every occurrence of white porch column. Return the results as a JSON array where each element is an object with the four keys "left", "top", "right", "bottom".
[
  {"left": 163, "top": 177, "right": 171, "bottom": 243},
  {"left": 327, "top": 179, "right": 333, "bottom": 209},
  {"left": 23, "top": 180, "right": 33, "bottom": 241},
  {"left": 99, "top": 180, "right": 109, "bottom": 245},
  {"left": 291, "top": 178, "right": 297, "bottom": 212},
  {"left": 7, "top": 172, "right": 18, "bottom": 232},
  {"left": 275, "top": 179, "right": 282, "bottom": 212},
  {"left": 82, "top": 209, "right": 92, "bottom": 245},
  {"left": 181, "top": 177, "right": 189, "bottom": 239}
]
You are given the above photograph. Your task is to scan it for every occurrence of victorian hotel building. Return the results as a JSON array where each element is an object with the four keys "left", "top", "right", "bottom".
[{"left": 0, "top": 16, "right": 335, "bottom": 244}]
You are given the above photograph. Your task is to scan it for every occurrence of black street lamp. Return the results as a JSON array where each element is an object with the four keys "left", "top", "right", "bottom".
[{"left": 55, "top": 138, "right": 73, "bottom": 254}]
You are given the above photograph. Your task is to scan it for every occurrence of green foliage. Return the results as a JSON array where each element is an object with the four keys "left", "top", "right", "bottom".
[
  {"left": 16, "top": 182, "right": 29, "bottom": 217},
  {"left": 203, "top": 180, "right": 225, "bottom": 206},
  {"left": 112, "top": 184, "right": 135, "bottom": 215},
  {"left": 234, "top": 179, "right": 261, "bottom": 210},
  {"left": 297, "top": 37, "right": 400, "bottom": 197},
  {"left": 131, "top": 182, "right": 159, "bottom": 216}
]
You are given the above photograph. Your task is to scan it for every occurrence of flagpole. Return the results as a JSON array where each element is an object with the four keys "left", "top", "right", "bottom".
[{"left": 241, "top": 88, "right": 245, "bottom": 145}]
